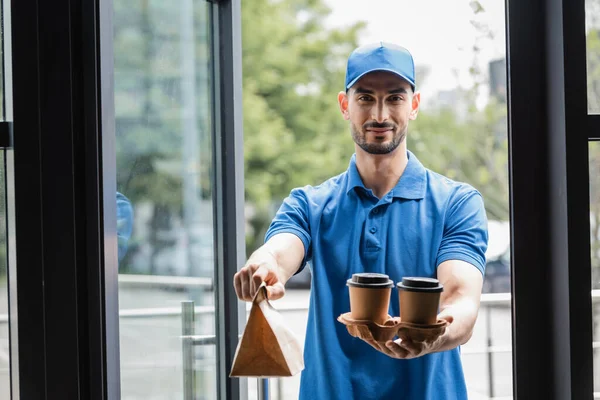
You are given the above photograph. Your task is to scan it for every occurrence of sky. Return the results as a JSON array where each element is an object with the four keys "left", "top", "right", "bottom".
[{"left": 324, "top": 0, "right": 507, "bottom": 104}]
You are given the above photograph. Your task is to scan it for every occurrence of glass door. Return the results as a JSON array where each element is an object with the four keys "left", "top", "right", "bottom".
[{"left": 112, "top": 0, "right": 219, "bottom": 398}]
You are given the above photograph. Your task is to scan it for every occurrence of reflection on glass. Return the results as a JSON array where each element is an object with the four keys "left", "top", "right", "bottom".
[
  {"left": 587, "top": 0, "right": 600, "bottom": 114},
  {"left": 241, "top": 0, "right": 511, "bottom": 397},
  {"left": 589, "top": 141, "right": 600, "bottom": 392},
  {"left": 113, "top": 0, "right": 215, "bottom": 398}
]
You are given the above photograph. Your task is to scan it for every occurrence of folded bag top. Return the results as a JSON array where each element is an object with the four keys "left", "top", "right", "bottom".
[{"left": 229, "top": 283, "right": 305, "bottom": 377}]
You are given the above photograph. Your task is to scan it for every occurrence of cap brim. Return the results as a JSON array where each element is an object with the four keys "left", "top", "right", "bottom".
[{"left": 346, "top": 68, "right": 415, "bottom": 90}]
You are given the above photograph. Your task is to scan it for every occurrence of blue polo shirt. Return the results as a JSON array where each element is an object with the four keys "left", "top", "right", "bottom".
[{"left": 265, "top": 150, "right": 488, "bottom": 400}]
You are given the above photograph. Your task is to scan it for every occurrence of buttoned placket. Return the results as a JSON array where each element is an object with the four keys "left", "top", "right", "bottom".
[{"left": 365, "top": 195, "right": 392, "bottom": 251}]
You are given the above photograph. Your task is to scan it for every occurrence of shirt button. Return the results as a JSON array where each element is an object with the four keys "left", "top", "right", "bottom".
[
  {"left": 372, "top": 208, "right": 379, "bottom": 214},
  {"left": 370, "top": 227, "right": 377, "bottom": 234}
]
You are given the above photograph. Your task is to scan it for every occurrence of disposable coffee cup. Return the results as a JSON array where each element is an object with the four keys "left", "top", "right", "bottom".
[
  {"left": 397, "top": 277, "right": 443, "bottom": 325},
  {"left": 346, "top": 273, "right": 394, "bottom": 324}
]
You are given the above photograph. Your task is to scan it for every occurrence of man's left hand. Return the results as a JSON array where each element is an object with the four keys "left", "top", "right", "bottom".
[{"left": 363, "top": 321, "right": 448, "bottom": 359}]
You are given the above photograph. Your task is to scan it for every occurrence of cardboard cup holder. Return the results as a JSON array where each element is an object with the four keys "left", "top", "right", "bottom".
[
  {"left": 337, "top": 312, "right": 447, "bottom": 343},
  {"left": 396, "top": 319, "right": 447, "bottom": 342},
  {"left": 337, "top": 312, "right": 401, "bottom": 342}
]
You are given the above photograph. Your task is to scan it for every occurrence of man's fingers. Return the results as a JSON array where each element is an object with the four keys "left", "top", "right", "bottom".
[
  {"left": 267, "top": 282, "right": 285, "bottom": 300},
  {"left": 386, "top": 340, "right": 412, "bottom": 358},
  {"left": 393, "top": 339, "right": 423, "bottom": 358},
  {"left": 234, "top": 263, "right": 283, "bottom": 302},
  {"left": 233, "top": 271, "right": 243, "bottom": 300},
  {"left": 249, "top": 272, "right": 257, "bottom": 300},
  {"left": 364, "top": 339, "right": 399, "bottom": 358},
  {"left": 252, "top": 265, "right": 270, "bottom": 287},
  {"left": 363, "top": 338, "right": 413, "bottom": 359},
  {"left": 250, "top": 265, "right": 269, "bottom": 299},
  {"left": 240, "top": 271, "right": 251, "bottom": 301}
]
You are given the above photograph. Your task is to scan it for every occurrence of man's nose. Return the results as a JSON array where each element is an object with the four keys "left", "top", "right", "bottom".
[{"left": 372, "top": 103, "right": 390, "bottom": 123}]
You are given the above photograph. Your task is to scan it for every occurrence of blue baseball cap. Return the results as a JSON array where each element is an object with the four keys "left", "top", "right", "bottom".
[{"left": 345, "top": 42, "right": 416, "bottom": 90}]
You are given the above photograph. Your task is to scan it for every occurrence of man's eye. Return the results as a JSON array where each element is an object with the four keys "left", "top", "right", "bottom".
[
  {"left": 358, "top": 96, "right": 372, "bottom": 102},
  {"left": 389, "top": 96, "right": 403, "bottom": 102}
]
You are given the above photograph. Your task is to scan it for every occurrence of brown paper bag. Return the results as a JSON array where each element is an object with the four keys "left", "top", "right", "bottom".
[{"left": 229, "top": 283, "right": 304, "bottom": 377}]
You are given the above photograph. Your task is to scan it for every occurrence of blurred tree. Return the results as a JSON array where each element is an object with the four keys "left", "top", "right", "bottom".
[
  {"left": 242, "top": 0, "right": 510, "bottom": 255},
  {"left": 410, "top": 0, "right": 509, "bottom": 222},
  {"left": 113, "top": 0, "right": 213, "bottom": 273},
  {"left": 243, "top": 0, "right": 512, "bottom": 252},
  {"left": 410, "top": 100, "right": 508, "bottom": 221},
  {"left": 241, "top": 0, "right": 365, "bottom": 252},
  {"left": 112, "top": 0, "right": 512, "bottom": 272},
  {"left": 584, "top": 7, "right": 600, "bottom": 358},
  {"left": 585, "top": 1, "right": 600, "bottom": 287},
  {"left": 112, "top": 0, "right": 365, "bottom": 268},
  {"left": 583, "top": 0, "right": 600, "bottom": 290}
]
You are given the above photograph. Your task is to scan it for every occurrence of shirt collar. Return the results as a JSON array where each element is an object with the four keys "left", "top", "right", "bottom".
[{"left": 345, "top": 150, "right": 426, "bottom": 200}]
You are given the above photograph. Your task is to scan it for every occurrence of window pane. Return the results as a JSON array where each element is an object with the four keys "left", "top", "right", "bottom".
[
  {"left": 589, "top": 141, "right": 600, "bottom": 394},
  {"left": 587, "top": 0, "right": 600, "bottom": 113},
  {"left": 242, "top": 0, "right": 511, "bottom": 398},
  {"left": 113, "top": 0, "right": 216, "bottom": 398}
]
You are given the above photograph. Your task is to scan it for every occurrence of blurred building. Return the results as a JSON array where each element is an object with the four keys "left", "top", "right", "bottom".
[
  {"left": 489, "top": 58, "right": 507, "bottom": 104},
  {"left": 429, "top": 88, "right": 470, "bottom": 121}
]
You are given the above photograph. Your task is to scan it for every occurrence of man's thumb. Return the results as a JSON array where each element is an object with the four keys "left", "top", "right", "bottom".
[{"left": 266, "top": 282, "right": 285, "bottom": 300}]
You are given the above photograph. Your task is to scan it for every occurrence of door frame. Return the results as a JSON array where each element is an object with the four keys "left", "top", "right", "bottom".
[
  {"left": 506, "top": 0, "right": 594, "bottom": 398},
  {"left": 5, "top": 0, "right": 597, "bottom": 399},
  {"left": 7, "top": 0, "right": 244, "bottom": 398}
]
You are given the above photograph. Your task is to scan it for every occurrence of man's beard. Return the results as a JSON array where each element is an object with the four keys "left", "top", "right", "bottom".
[{"left": 351, "top": 122, "right": 406, "bottom": 155}]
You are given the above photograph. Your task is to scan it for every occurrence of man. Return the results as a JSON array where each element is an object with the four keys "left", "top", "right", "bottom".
[{"left": 233, "top": 42, "right": 488, "bottom": 400}]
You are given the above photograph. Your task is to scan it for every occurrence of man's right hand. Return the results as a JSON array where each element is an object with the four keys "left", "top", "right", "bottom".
[{"left": 233, "top": 261, "right": 286, "bottom": 302}]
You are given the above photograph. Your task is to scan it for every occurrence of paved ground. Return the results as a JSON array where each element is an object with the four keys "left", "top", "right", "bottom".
[{"left": 1, "top": 283, "right": 596, "bottom": 399}]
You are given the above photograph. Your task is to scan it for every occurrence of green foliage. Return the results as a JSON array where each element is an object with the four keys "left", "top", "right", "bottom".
[
  {"left": 113, "top": 0, "right": 214, "bottom": 272},
  {"left": 589, "top": 30, "right": 600, "bottom": 113},
  {"left": 112, "top": 0, "right": 512, "bottom": 265},
  {"left": 587, "top": 27, "right": 600, "bottom": 285},
  {"left": 241, "top": 0, "right": 364, "bottom": 251},
  {"left": 411, "top": 99, "right": 509, "bottom": 221},
  {"left": 242, "top": 0, "right": 510, "bottom": 255}
]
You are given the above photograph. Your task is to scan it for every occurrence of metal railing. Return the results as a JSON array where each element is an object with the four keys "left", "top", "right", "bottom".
[
  {"left": 118, "top": 274, "right": 212, "bottom": 290},
  {"left": 4, "top": 278, "right": 600, "bottom": 399},
  {"left": 179, "top": 293, "right": 514, "bottom": 400}
]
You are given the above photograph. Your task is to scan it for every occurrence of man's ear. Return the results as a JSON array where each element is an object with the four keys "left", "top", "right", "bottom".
[
  {"left": 338, "top": 91, "right": 350, "bottom": 120},
  {"left": 409, "top": 91, "right": 421, "bottom": 120}
]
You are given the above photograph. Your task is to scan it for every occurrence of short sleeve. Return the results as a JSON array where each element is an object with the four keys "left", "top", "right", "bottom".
[
  {"left": 436, "top": 189, "right": 489, "bottom": 275},
  {"left": 264, "top": 188, "right": 312, "bottom": 273}
]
